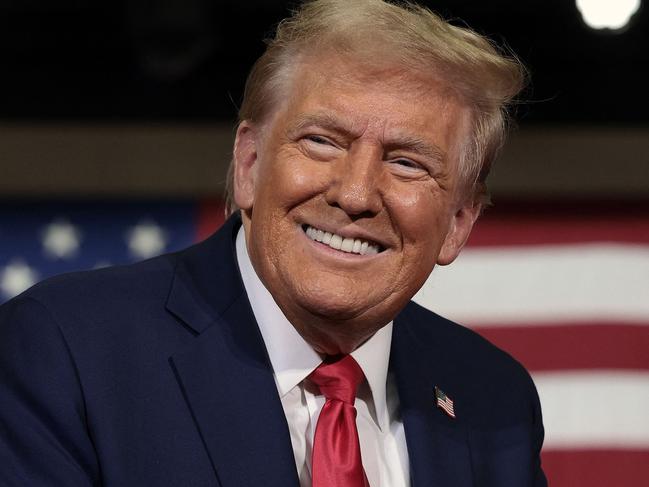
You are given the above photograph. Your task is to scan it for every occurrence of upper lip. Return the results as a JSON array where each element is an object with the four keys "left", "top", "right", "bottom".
[{"left": 302, "top": 222, "right": 391, "bottom": 250}]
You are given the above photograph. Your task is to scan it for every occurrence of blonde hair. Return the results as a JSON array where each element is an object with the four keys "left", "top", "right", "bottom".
[{"left": 225, "top": 0, "right": 526, "bottom": 212}]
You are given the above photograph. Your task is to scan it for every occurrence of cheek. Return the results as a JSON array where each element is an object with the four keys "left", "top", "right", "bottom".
[
  {"left": 257, "top": 151, "right": 328, "bottom": 208},
  {"left": 386, "top": 182, "right": 450, "bottom": 245},
  {"left": 386, "top": 187, "right": 454, "bottom": 287}
]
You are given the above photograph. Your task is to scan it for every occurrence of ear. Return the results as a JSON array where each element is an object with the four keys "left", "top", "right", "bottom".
[
  {"left": 436, "top": 201, "right": 482, "bottom": 266},
  {"left": 233, "top": 121, "right": 261, "bottom": 211}
]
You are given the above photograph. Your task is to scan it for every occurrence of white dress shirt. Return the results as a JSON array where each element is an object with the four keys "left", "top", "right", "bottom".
[{"left": 236, "top": 227, "right": 410, "bottom": 487}]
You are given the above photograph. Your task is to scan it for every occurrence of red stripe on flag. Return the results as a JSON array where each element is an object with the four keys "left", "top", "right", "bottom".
[
  {"left": 542, "top": 450, "right": 649, "bottom": 487},
  {"left": 466, "top": 200, "right": 649, "bottom": 247},
  {"left": 468, "top": 216, "right": 649, "bottom": 247},
  {"left": 196, "top": 199, "right": 226, "bottom": 242},
  {"left": 475, "top": 324, "right": 649, "bottom": 372}
]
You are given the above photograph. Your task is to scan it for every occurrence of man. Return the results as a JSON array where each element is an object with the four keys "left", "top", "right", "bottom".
[{"left": 0, "top": 1, "right": 546, "bottom": 486}]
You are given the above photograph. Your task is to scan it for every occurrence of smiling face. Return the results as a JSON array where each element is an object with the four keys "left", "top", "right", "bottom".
[{"left": 233, "top": 54, "right": 481, "bottom": 354}]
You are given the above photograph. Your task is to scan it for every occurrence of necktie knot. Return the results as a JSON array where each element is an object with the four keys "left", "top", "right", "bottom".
[{"left": 309, "top": 355, "right": 364, "bottom": 405}]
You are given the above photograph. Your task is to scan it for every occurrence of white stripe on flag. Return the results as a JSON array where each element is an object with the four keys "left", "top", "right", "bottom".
[
  {"left": 413, "top": 243, "right": 649, "bottom": 326},
  {"left": 533, "top": 370, "right": 649, "bottom": 449}
]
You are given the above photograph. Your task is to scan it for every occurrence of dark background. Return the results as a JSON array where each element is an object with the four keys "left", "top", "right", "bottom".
[{"left": 1, "top": 0, "right": 648, "bottom": 124}]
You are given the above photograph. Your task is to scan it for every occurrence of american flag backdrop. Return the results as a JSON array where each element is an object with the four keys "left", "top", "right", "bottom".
[
  {"left": 1, "top": 198, "right": 647, "bottom": 486},
  {"left": 0, "top": 199, "right": 224, "bottom": 304},
  {"left": 415, "top": 201, "right": 649, "bottom": 486}
]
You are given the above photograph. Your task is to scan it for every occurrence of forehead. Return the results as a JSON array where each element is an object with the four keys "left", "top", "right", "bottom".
[{"left": 274, "top": 53, "right": 471, "bottom": 152}]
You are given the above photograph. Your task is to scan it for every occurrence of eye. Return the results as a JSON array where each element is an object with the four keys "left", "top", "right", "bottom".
[
  {"left": 299, "top": 134, "right": 342, "bottom": 160},
  {"left": 386, "top": 157, "right": 431, "bottom": 180},
  {"left": 393, "top": 158, "right": 420, "bottom": 169},
  {"left": 305, "top": 134, "right": 334, "bottom": 146},
  {"left": 390, "top": 158, "right": 427, "bottom": 173}
]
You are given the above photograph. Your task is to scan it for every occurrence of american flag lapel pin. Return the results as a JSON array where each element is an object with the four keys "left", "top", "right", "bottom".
[{"left": 435, "top": 386, "right": 456, "bottom": 419}]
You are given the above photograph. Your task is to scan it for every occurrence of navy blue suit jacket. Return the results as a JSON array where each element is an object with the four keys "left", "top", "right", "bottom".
[{"left": 0, "top": 215, "right": 546, "bottom": 486}]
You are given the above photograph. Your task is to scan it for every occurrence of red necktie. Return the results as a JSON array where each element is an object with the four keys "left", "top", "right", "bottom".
[{"left": 309, "top": 355, "right": 370, "bottom": 487}]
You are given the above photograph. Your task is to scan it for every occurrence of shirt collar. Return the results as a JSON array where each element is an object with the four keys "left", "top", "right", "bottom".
[
  {"left": 235, "top": 225, "right": 392, "bottom": 431},
  {"left": 351, "top": 322, "right": 393, "bottom": 431}
]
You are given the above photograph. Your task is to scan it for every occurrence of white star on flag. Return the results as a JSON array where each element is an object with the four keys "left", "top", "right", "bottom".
[
  {"left": 126, "top": 221, "right": 168, "bottom": 260},
  {"left": 42, "top": 219, "right": 82, "bottom": 259},
  {"left": 0, "top": 260, "right": 40, "bottom": 299}
]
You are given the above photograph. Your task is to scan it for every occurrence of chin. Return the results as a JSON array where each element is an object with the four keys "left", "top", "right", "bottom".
[
  {"left": 300, "top": 295, "right": 365, "bottom": 322},
  {"left": 291, "top": 278, "right": 376, "bottom": 319},
  {"left": 298, "top": 309, "right": 376, "bottom": 355}
]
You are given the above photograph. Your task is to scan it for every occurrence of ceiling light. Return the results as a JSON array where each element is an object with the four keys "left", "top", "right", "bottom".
[{"left": 576, "top": 0, "right": 641, "bottom": 30}]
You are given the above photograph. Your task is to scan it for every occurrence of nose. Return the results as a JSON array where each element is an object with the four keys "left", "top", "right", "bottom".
[{"left": 324, "top": 144, "right": 383, "bottom": 217}]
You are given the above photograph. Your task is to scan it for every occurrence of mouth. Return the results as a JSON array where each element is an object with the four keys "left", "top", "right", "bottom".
[{"left": 302, "top": 224, "right": 384, "bottom": 256}]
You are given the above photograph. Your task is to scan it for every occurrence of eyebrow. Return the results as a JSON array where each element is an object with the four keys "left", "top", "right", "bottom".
[
  {"left": 383, "top": 134, "right": 447, "bottom": 164},
  {"left": 287, "top": 112, "right": 361, "bottom": 138}
]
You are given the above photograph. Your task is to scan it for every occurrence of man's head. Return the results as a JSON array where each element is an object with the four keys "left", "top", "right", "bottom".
[
  {"left": 229, "top": 0, "right": 525, "bottom": 354},
  {"left": 227, "top": 0, "right": 525, "bottom": 210}
]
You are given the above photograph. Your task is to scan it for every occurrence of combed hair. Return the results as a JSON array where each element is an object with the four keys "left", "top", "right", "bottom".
[{"left": 225, "top": 0, "right": 526, "bottom": 212}]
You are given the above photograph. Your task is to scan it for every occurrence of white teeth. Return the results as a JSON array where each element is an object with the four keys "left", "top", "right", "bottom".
[
  {"left": 341, "top": 237, "right": 354, "bottom": 252},
  {"left": 330, "top": 234, "right": 343, "bottom": 250},
  {"left": 304, "top": 225, "right": 381, "bottom": 256}
]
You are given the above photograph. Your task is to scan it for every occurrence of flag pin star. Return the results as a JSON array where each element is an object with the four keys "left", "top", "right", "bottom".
[{"left": 435, "top": 386, "right": 456, "bottom": 419}]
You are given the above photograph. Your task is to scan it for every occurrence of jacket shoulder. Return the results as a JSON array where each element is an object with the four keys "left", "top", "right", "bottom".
[
  {"left": 399, "top": 301, "right": 541, "bottom": 426},
  {"left": 1, "top": 251, "right": 185, "bottom": 353},
  {"left": 402, "top": 300, "right": 524, "bottom": 367},
  {"left": 23, "top": 252, "right": 178, "bottom": 309}
]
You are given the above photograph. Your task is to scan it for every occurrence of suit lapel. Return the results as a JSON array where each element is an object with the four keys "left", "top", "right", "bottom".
[
  {"left": 392, "top": 306, "right": 474, "bottom": 487},
  {"left": 167, "top": 215, "right": 299, "bottom": 487}
]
